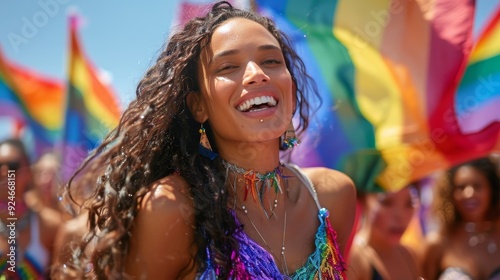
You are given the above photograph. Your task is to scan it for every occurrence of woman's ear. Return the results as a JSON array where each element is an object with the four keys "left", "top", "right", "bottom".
[{"left": 186, "top": 92, "right": 208, "bottom": 123}]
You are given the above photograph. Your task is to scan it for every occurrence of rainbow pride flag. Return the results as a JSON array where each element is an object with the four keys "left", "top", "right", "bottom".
[
  {"left": 440, "top": 5, "right": 500, "bottom": 158},
  {"left": 60, "top": 15, "right": 121, "bottom": 180},
  {"left": 255, "top": 0, "right": 477, "bottom": 192},
  {"left": 0, "top": 47, "right": 64, "bottom": 158}
]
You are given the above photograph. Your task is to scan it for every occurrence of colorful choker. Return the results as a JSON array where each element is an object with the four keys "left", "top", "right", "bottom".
[{"left": 222, "top": 160, "right": 286, "bottom": 219}]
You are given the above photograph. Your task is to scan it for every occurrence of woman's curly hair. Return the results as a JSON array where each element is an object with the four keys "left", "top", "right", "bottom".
[
  {"left": 55, "top": 1, "right": 320, "bottom": 278},
  {"left": 432, "top": 156, "right": 500, "bottom": 234}
]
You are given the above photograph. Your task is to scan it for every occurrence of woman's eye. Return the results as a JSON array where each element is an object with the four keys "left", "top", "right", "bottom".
[
  {"left": 217, "top": 65, "right": 238, "bottom": 72},
  {"left": 472, "top": 183, "right": 485, "bottom": 191},
  {"left": 263, "top": 59, "right": 281, "bottom": 65}
]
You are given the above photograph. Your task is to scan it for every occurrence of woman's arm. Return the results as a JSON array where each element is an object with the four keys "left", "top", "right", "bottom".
[{"left": 125, "top": 175, "right": 197, "bottom": 279}]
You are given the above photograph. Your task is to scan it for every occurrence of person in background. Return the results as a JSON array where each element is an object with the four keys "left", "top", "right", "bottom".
[
  {"left": 347, "top": 185, "right": 422, "bottom": 280},
  {"left": 422, "top": 156, "right": 500, "bottom": 280},
  {"left": 51, "top": 159, "right": 93, "bottom": 277},
  {"left": 32, "top": 152, "right": 62, "bottom": 213},
  {"left": 0, "top": 138, "right": 61, "bottom": 279}
]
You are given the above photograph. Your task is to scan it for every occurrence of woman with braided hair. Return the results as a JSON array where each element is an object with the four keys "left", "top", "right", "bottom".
[{"left": 55, "top": 2, "right": 356, "bottom": 279}]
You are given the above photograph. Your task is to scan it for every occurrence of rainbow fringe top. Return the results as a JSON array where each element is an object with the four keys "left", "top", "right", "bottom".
[{"left": 198, "top": 164, "right": 346, "bottom": 279}]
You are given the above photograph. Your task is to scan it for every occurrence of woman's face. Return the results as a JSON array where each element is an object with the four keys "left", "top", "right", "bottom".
[
  {"left": 364, "top": 187, "right": 418, "bottom": 245},
  {"left": 0, "top": 143, "right": 32, "bottom": 205},
  {"left": 452, "top": 165, "right": 492, "bottom": 222},
  {"left": 195, "top": 17, "right": 294, "bottom": 157},
  {"left": 33, "top": 153, "right": 59, "bottom": 197}
]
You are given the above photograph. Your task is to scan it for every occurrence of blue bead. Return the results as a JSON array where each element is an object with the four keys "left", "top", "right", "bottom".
[{"left": 319, "top": 208, "right": 330, "bottom": 219}]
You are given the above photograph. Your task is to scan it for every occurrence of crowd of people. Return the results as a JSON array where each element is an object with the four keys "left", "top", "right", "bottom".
[{"left": 1, "top": 1, "right": 499, "bottom": 279}]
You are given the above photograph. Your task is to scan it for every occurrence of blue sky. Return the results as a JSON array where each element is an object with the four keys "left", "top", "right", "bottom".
[
  {"left": 0, "top": 0, "right": 179, "bottom": 107},
  {"left": 0, "top": 0, "right": 499, "bottom": 108}
]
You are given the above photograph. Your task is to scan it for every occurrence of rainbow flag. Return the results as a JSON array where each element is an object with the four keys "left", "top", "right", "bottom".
[
  {"left": 255, "top": 0, "right": 477, "bottom": 192},
  {"left": 0, "top": 47, "right": 64, "bottom": 158},
  {"left": 435, "top": 5, "right": 500, "bottom": 160},
  {"left": 61, "top": 15, "right": 121, "bottom": 181},
  {"left": 457, "top": 7, "right": 500, "bottom": 135}
]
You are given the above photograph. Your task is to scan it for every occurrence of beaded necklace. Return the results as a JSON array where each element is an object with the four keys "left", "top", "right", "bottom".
[
  {"left": 223, "top": 159, "right": 290, "bottom": 275},
  {"left": 464, "top": 221, "right": 497, "bottom": 254}
]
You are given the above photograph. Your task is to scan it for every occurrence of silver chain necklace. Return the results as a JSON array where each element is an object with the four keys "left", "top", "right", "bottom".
[
  {"left": 224, "top": 159, "right": 290, "bottom": 275},
  {"left": 240, "top": 198, "right": 289, "bottom": 276}
]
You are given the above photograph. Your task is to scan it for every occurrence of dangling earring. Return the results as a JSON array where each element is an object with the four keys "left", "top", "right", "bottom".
[
  {"left": 281, "top": 121, "right": 300, "bottom": 150},
  {"left": 199, "top": 123, "right": 218, "bottom": 160}
]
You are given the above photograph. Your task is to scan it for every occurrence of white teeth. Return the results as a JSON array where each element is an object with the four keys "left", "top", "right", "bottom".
[{"left": 237, "top": 96, "right": 277, "bottom": 112}]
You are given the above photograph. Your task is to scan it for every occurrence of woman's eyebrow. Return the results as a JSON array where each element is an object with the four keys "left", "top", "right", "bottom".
[
  {"left": 258, "top": 44, "right": 281, "bottom": 52},
  {"left": 211, "top": 49, "right": 239, "bottom": 63}
]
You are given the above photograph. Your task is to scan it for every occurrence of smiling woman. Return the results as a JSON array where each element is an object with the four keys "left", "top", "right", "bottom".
[
  {"left": 54, "top": 2, "right": 356, "bottom": 279},
  {"left": 422, "top": 156, "right": 500, "bottom": 280}
]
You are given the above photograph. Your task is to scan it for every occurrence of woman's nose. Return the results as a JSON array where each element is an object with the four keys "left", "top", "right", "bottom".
[
  {"left": 243, "top": 61, "right": 269, "bottom": 85},
  {"left": 462, "top": 185, "right": 475, "bottom": 198}
]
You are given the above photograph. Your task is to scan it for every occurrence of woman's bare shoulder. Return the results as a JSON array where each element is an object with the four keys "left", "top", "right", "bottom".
[
  {"left": 141, "top": 174, "right": 194, "bottom": 216},
  {"left": 302, "top": 167, "right": 356, "bottom": 203},
  {"left": 301, "top": 167, "right": 356, "bottom": 254},
  {"left": 126, "top": 174, "right": 197, "bottom": 278},
  {"left": 136, "top": 173, "right": 196, "bottom": 237}
]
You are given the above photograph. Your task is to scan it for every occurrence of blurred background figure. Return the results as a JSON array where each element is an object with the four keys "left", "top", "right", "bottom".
[
  {"left": 347, "top": 185, "right": 422, "bottom": 279},
  {"left": 422, "top": 156, "right": 500, "bottom": 280},
  {"left": 51, "top": 166, "right": 93, "bottom": 278},
  {"left": 32, "top": 152, "right": 62, "bottom": 213},
  {"left": 0, "top": 138, "right": 61, "bottom": 279},
  {"left": 51, "top": 211, "right": 89, "bottom": 278}
]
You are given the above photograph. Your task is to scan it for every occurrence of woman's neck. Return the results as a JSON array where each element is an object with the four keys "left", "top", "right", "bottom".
[
  {"left": 217, "top": 141, "right": 281, "bottom": 173},
  {"left": 461, "top": 220, "right": 494, "bottom": 234},
  {"left": 358, "top": 228, "right": 401, "bottom": 252}
]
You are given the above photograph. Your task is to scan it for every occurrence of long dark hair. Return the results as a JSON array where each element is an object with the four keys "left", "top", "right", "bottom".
[
  {"left": 58, "top": 1, "right": 319, "bottom": 278},
  {"left": 433, "top": 156, "right": 500, "bottom": 234}
]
